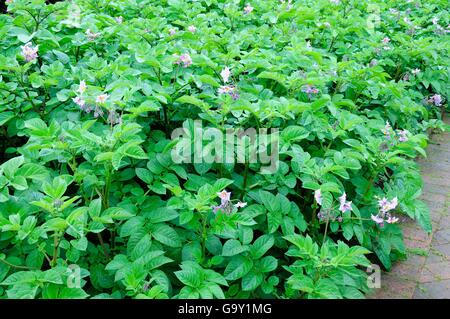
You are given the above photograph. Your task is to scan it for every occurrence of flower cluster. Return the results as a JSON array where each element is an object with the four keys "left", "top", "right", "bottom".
[
  {"left": 338, "top": 193, "right": 352, "bottom": 213},
  {"left": 218, "top": 85, "right": 239, "bottom": 100},
  {"left": 72, "top": 80, "right": 87, "bottom": 109},
  {"left": 212, "top": 190, "right": 246, "bottom": 214},
  {"left": 174, "top": 53, "right": 193, "bottom": 68},
  {"left": 381, "top": 121, "right": 410, "bottom": 144},
  {"left": 86, "top": 29, "right": 100, "bottom": 41},
  {"left": 371, "top": 197, "right": 399, "bottom": 226},
  {"left": 314, "top": 190, "right": 352, "bottom": 217},
  {"left": 428, "top": 94, "right": 443, "bottom": 106},
  {"left": 243, "top": 4, "right": 254, "bottom": 14},
  {"left": 21, "top": 43, "right": 39, "bottom": 62},
  {"left": 302, "top": 84, "right": 319, "bottom": 99}
]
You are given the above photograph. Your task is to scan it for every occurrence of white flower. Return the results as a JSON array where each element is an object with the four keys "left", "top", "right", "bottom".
[
  {"left": 220, "top": 67, "right": 231, "bottom": 83},
  {"left": 234, "top": 201, "right": 247, "bottom": 208},
  {"left": 187, "top": 25, "right": 196, "bottom": 33},
  {"left": 168, "top": 28, "right": 177, "bottom": 36},
  {"left": 411, "top": 68, "right": 421, "bottom": 75},
  {"left": 382, "top": 37, "right": 390, "bottom": 44},
  {"left": 86, "top": 29, "right": 100, "bottom": 41},
  {"left": 386, "top": 216, "right": 399, "bottom": 224},
  {"left": 96, "top": 94, "right": 109, "bottom": 104},
  {"left": 115, "top": 16, "right": 123, "bottom": 24},
  {"left": 432, "top": 17, "right": 439, "bottom": 25},
  {"left": 78, "top": 80, "right": 87, "bottom": 94},
  {"left": 314, "top": 189, "right": 322, "bottom": 205}
]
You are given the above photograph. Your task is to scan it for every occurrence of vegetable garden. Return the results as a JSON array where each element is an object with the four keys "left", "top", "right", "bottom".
[{"left": 0, "top": 0, "right": 449, "bottom": 299}]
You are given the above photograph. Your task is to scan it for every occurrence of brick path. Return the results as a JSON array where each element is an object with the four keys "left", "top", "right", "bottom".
[{"left": 369, "top": 116, "right": 450, "bottom": 299}]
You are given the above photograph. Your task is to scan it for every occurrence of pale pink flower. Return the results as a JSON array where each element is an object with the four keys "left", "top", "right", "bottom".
[
  {"left": 338, "top": 193, "right": 352, "bottom": 213},
  {"left": 96, "top": 94, "right": 108, "bottom": 104},
  {"left": 371, "top": 214, "right": 384, "bottom": 225},
  {"left": 220, "top": 67, "right": 231, "bottom": 83},
  {"left": 218, "top": 85, "right": 239, "bottom": 100},
  {"left": 382, "top": 121, "right": 393, "bottom": 139},
  {"left": 78, "top": 80, "right": 87, "bottom": 94},
  {"left": 72, "top": 96, "right": 86, "bottom": 108},
  {"left": 378, "top": 197, "right": 398, "bottom": 213},
  {"left": 314, "top": 189, "right": 322, "bottom": 205},
  {"left": 217, "top": 190, "right": 231, "bottom": 202},
  {"left": 21, "top": 43, "right": 39, "bottom": 62},
  {"left": 168, "top": 28, "right": 177, "bottom": 36},
  {"left": 398, "top": 130, "right": 409, "bottom": 142},
  {"left": 115, "top": 16, "right": 123, "bottom": 24},
  {"left": 382, "top": 37, "right": 390, "bottom": 44},
  {"left": 174, "top": 53, "right": 193, "bottom": 68},
  {"left": 243, "top": 4, "right": 254, "bottom": 14},
  {"left": 187, "top": 25, "right": 196, "bottom": 33},
  {"left": 428, "top": 94, "right": 443, "bottom": 106}
]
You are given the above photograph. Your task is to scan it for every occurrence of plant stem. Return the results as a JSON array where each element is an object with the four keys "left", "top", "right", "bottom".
[
  {"left": 51, "top": 232, "right": 60, "bottom": 267},
  {"left": 97, "top": 233, "right": 109, "bottom": 258},
  {"left": 322, "top": 218, "right": 329, "bottom": 244},
  {"left": 200, "top": 213, "right": 208, "bottom": 261},
  {"left": 0, "top": 257, "right": 34, "bottom": 270},
  {"left": 240, "top": 161, "right": 249, "bottom": 200}
]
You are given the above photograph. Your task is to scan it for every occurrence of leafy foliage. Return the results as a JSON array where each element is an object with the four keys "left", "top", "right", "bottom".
[{"left": 0, "top": 0, "right": 448, "bottom": 299}]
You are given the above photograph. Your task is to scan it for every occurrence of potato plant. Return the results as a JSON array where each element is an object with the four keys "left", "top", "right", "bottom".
[{"left": 0, "top": 0, "right": 448, "bottom": 299}]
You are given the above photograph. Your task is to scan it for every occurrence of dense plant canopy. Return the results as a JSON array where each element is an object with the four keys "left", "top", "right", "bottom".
[{"left": 0, "top": 0, "right": 449, "bottom": 299}]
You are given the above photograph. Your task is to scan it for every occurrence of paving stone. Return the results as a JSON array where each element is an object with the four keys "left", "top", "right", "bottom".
[
  {"left": 413, "top": 280, "right": 450, "bottom": 299},
  {"left": 419, "top": 262, "right": 450, "bottom": 283},
  {"left": 376, "top": 276, "right": 416, "bottom": 299},
  {"left": 431, "top": 229, "right": 450, "bottom": 245},
  {"left": 426, "top": 244, "right": 450, "bottom": 264}
]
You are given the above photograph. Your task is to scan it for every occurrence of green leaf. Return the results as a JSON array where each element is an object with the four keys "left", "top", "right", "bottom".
[
  {"left": 221, "top": 239, "right": 247, "bottom": 257},
  {"left": 250, "top": 235, "right": 274, "bottom": 259},
  {"left": 1, "top": 156, "right": 24, "bottom": 179},
  {"left": 241, "top": 271, "right": 263, "bottom": 291},
  {"left": 176, "top": 95, "right": 210, "bottom": 110},
  {"left": 145, "top": 207, "right": 179, "bottom": 223},
  {"left": 151, "top": 224, "right": 181, "bottom": 247},
  {"left": 124, "top": 145, "right": 147, "bottom": 159},
  {"left": 224, "top": 256, "right": 253, "bottom": 281},
  {"left": 0, "top": 111, "right": 14, "bottom": 126}
]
